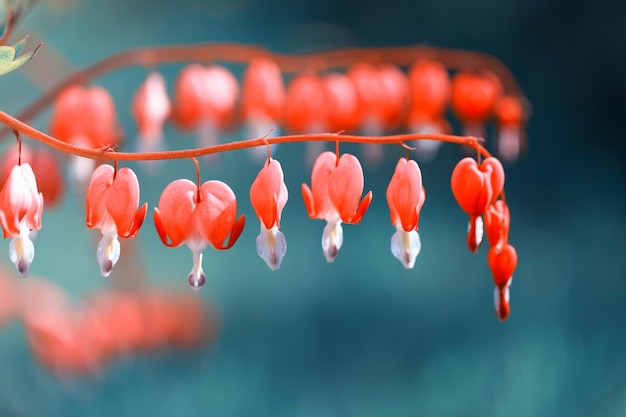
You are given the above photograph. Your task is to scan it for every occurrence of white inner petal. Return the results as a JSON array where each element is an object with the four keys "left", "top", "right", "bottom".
[
  {"left": 188, "top": 249, "right": 206, "bottom": 291},
  {"left": 96, "top": 231, "right": 120, "bottom": 277},
  {"left": 256, "top": 224, "right": 287, "bottom": 271},
  {"left": 493, "top": 285, "right": 511, "bottom": 317},
  {"left": 390, "top": 226, "right": 421, "bottom": 269},
  {"left": 321, "top": 220, "right": 343, "bottom": 263},
  {"left": 9, "top": 222, "right": 35, "bottom": 277}
]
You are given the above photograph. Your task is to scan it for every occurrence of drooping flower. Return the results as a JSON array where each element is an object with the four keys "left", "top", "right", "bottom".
[
  {"left": 301, "top": 151, "right": 372, "bottom": 262},
  {"left": 85, "top": 164, "right": 147, "bottom": 277},
  {"left": 153, "top": 178, "right": 245, "bottom": 290},
  {"left": 483, "top": 198, "right": 517, "bottom": 321},
  {"left": 406, "top": 59, "right": 451, "bottom": 160},
  {"left": 451, "top": 70, "right": 502, "bottom": 138},
  {"left": 488, "top": 243, "right": 518, "bottom": 321},
  {"left": 0, "top": 163, "right": 43, "bottom": 277},
  {"left": 173, "top": 64, "right": 239, "bottom": 157},
  {"left": 285, "top": 73, "right": 330, "bottom": 166},
  {"left": 347, "top": 62, "right": 409, "bottom": 164},
  {"left": 494, "top": 95, "right": 526, "bottom": 162},
  {"left": 49, "top": 85, "right": 118, "bottom": 185},
  {"left": 131, "top": 71, "right": 171, "bottom": 155},
  {"left": 386, "top": 158, "right": 426, "bottom": 269},
  {"left": 323, "top": 72, "right": 360, "bottom": 134},
  {"left": 250, "top": 157, "right": 288, "bottom": 270},
  {"left": 0, "top": 144, "right": 64, "bottom": 208},
  {"left": 450, "top": 156, "right": 504, "bottom": 252},
  {"left": 484, "top": 199, "right": 511, "bottom": 250},
  {"left": 241, "top": 57, "right": 285, "bottom": 160}
]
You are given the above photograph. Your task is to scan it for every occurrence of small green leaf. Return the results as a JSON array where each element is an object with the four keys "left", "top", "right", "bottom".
[{"left": 0, "top": 39, "right": 40, "bottom": 76}]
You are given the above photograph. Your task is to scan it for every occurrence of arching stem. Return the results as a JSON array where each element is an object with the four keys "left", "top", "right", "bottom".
[{"left": 0, "top": 110, "right": 492, "bottom": 162}]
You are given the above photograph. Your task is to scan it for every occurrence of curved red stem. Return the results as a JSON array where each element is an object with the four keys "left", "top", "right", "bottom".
[{"left": 0, "top": 109, "right": 492, "bottom": 161}]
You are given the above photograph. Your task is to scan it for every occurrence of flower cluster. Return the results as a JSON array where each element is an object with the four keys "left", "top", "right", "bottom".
[
  {"left": 18, "top": 276, "right": 212, "bottom": 376},
  {"left": 451, "top": 156, "right": 517, "bottom": 320},
  {"left": 0, "top": 44, "right": 527, "bottom": 322},
  {"left": 0, "top": 145, "right": 505, "bottom": 299},
  {"left": 45, "top": 55, "right": 527, "bottom": 187}
]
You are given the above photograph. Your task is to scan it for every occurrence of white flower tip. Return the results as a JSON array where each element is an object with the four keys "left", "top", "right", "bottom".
[
  {"left": 70, "top": 154, "right": 96, "bottom": 186},
  {"left": 256, "top": 226, "right": 287, "bottom": 271},
  {"left": 323, "top": 245, "right": 338, "bottom": 263},
  {"left": 322, "top": 221, "right": 343, "bottom": 263},
  {"left": 188, "top": 269, "right": 206, "bottom": 291},
  {"left": 498, "top": 125, "right": 521, "bottom": 162},
  {"left": 494, "top": 284, "right": 511, "bottom": 321},
  {"left": 188, "top": 251, "right": 205, "bottom": 291},
  {"left": 391, "top": 228, "right": 421, "bottom": 269},
  {"left": 9, "top": 231, "right": 35, "bottom": 278},
  {"left": 96, "top": 233, "right": 120, "bottom": 278},
  {"left": 467, "top": 216, "right": 484, "bottom": 253}
]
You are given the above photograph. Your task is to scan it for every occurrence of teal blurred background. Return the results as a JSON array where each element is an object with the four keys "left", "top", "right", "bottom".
[{"left": 0, "top": 0, "right": 625, "bottom": 416}]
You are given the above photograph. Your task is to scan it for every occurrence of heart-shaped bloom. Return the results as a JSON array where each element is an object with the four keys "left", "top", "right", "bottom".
[
  {"left": 0, "top": 163, "right": 43, "bottom": 277},
  {"left": 250, "top": 157, "right": 288, "bottom": 270},
  {"left": 406, "top": 59, "right": 451, "bottom": 160},
  {"left": 301, "top": 151, "right": 372, "bottom": 262},
  {"left": 347, "top": 62, "right": 409, "bottom": 164},
  {"left": 450, "top": 156, "right": 504, "bottom": 252},
  {"left": 241, "top": 57, "right": 285, "bottom": 129},
  {"left": 0, "top": 144, "right": 64, "bottom": 208},
  {"left": 153, "top": 179, "right": 245, "bottom": 290},
  {"left": 49, "top": 85, "right": 118, "bottom": 185},
  {"left": 241, "top": 58, "right": 286, "bottom": 161},
  {"left": 132, "top": 72, "right": 171, "bottom": 155},
  {"left": 488, "top": 243, "right": 518, "bottom": 321},
  {"left": 386, "top": 158, "right": 426, "bottom": 269},
  {"left": 495, "top": 95, "right": 525, "bottom": 162},
  {"left": 451, "top": 70, "right": 502, "bottom": 137},
  {"left": 484, "top": 200, "right": 511, "bottom": 249},
  {"left": 86, "top": 164, "right": 147, "bottom": 277},
  {"left": 173, "top": 64, "right": 239, "bottom": 155}
]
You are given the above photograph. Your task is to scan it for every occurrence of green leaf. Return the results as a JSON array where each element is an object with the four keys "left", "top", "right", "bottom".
[
  {"left": 0, "top": 45, "right": 17, "bottom": 63},
  {"left": 0, "top": 38, "right": 40, "bottom": 76}
]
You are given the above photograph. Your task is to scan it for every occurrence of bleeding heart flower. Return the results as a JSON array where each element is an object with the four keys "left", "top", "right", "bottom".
[
  {"left": 49, "top": 85, "right": 118, "bottom": 185},
  {"left": 451, "top": 156, "right": 504, "bottom": 252},
  {"left": 241, "top": 57, "right": 285, "bottom": 128},
  {"left": 301, "top": 151, "right": 372, "bottom": 262},
  {"left": 250, "top": 157, "right": 288, "bottom": 271},
  {"left": 451, "top": 70, "right": 502, "bottom": 137},
  {"left": 406, "top": 59, "right": 451, "bottom": 160},
  {"left": 0, "top": 163, "right": 43, "bottom": 277},
  {"left": 494, "top": 283, "right": 511, "bottom": 322},
  {"left": 132, "top": 72, "right": 171, "bottom": 155},
  {"left": 347, "top": 62, "right": 409, "bottom": 164},
  {"left": 154, "top": 178, "right": 245, "bottom": 290},
  {"left": 488, "top": 243, "right": 518, "bottom": 288},
  {"left": 323, "top": 72, "right": 360, "bottom": 133},
  {"left": 386, "top": 158, "right": 426, "bottom": 269},
  {"left": 495, "top": 95, "right": 526, "bottom": 162},
  {"left": 488, "top": 243, "right": 518, "bottom": 322},
  {"left": 484, "top": 200, "right": 511, "bottom": 249},
  {"left": 85, "top": 164, "right": 147, "bottom": 277},
  {"left": 173, "top": 64, "right": 239, "bottom": 155},
  {"left": 0, "top": 144, "right": 64, "bottom": 208},
  {"left": 241, "top": 57, "right": 286, "bottom": 161}
]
